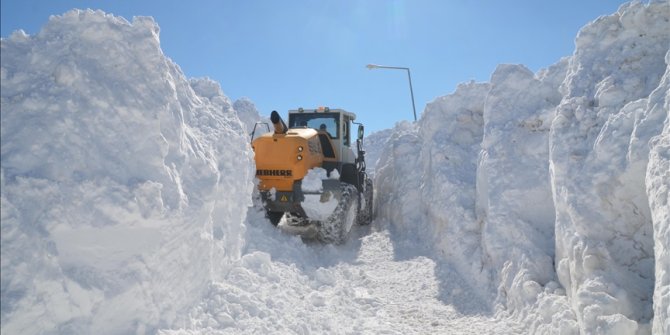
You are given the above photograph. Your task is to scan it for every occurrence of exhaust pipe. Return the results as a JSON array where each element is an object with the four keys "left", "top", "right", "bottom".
[{"left": 271, "top": 110, "right": 288, "bottom": 134}]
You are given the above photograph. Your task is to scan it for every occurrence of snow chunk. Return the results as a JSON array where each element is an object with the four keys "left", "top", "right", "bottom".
[{"left": 302, "top": 167, "right": 328, "bottom": 192}]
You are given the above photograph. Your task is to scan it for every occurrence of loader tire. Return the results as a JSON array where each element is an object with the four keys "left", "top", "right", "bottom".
[{"left": 317, "top": 184, "right": 358, "bottom": 244}]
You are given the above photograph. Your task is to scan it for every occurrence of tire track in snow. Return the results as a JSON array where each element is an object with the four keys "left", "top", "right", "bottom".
[{"left": 160, "top": 217, "right": 524, "bottom": 334}]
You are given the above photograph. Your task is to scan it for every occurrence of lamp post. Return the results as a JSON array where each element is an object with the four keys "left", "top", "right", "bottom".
[{"left": 366, "top": 64, "right": 417, "bottom": 122}]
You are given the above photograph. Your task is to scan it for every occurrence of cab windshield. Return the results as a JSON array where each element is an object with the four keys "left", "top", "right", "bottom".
[{"left": 288, "top": 112, "right": 339, "bottom": 139}]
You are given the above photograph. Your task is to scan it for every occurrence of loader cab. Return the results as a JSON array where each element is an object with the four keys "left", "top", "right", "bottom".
[{"left": 288, "top": 107, "right": 357, "bottom": 164}]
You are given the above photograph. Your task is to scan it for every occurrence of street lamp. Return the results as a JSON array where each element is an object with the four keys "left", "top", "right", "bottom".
[{"left": 366, "top": 64, "right": 417, "bottom": 122}]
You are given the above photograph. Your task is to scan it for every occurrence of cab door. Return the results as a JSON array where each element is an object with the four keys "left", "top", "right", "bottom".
[{"left": 339, "top": 114, "right": 356, "bottom": 164}]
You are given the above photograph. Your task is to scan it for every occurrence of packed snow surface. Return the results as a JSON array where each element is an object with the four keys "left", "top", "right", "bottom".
[{"left": 1, "top": 2, "right": 669, "bottom": 335}]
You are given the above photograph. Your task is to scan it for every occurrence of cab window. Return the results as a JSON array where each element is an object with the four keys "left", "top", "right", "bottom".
[{"left": 289, "top": 113, "right": 339, "bottom": 139}]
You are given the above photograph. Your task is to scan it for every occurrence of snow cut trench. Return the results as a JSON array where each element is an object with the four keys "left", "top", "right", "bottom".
[{"left": 160, "top": 214, "right": 524, "bottom": 335}]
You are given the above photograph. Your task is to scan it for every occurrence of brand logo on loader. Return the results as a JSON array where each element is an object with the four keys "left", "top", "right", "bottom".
[{"left": 256, "top": 169, "right": 292, "bottom": 177}]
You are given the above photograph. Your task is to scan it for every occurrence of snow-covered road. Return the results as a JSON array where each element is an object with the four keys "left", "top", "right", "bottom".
[
  {"left": 3, "top": 3, "right": 668, "bottom": 333},
  {"left": 162, "top": 215, "right": 524, "bottom": 334}
]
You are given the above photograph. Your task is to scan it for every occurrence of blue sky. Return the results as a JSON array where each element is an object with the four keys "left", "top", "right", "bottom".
[{"left": 2, "top": 0, "right": 629, "bottom": 133}]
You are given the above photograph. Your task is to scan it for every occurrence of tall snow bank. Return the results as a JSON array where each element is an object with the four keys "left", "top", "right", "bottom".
[
  {"left": 362, "top": 128, "right": 393, "bottom": 177},
  {"left": 478, "top": 60, "right": 579, "bottom": 333},
  {"left": 375, "top": 1, "right": 669, "bottom": 333},
  {"left": 646, "top": 85, "right": 669, "bottom": 335},
  {"left": 551, "top": 2, "right": 669, "bottom": 333},
  {"left": 375, "top": 81, "right": 495, "bottom": 306},
  {"left": 375, "top": 67, "right": 579, "bottom": 333},
  {"left": 1, "top": 9, "right": 253, "bottom": 334}
]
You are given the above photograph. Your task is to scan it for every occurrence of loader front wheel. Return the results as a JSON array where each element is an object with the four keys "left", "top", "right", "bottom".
[{"left": 317, "top": 184, "right": 358, "bottom": 244}]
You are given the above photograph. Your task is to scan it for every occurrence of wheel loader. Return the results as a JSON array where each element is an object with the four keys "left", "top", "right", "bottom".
[{"left": 251, "top": 107, "right": 374, "bottom": 244}]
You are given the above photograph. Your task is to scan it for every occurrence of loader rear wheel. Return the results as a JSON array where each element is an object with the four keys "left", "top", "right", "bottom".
[{"left": 317, "top": 184, "right": 358, "bottom": 244}]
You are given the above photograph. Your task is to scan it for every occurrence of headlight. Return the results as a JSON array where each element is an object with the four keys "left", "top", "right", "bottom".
[
  {"left": 298, "top": 146, "right": 304, "bottom": 152},
  {"left": 297, "top": 154, "right": 303, "bottom": 161}
]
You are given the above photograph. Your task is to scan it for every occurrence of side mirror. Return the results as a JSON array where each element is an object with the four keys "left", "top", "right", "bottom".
[{"left": 358, "top": 124, "right": 365, "bottom": 140}]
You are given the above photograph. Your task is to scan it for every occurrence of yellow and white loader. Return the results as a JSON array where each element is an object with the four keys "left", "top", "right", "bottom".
[{"left": 251, "top": 107, "right": 374, "bottom": 244}]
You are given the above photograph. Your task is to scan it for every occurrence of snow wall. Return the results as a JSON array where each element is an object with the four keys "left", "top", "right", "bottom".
[
  {"left": 1, "top": 10, "right": 254, "bottom": 334},
  {"left": 375, "top": 2, "right": 669, "bottom": 334}
]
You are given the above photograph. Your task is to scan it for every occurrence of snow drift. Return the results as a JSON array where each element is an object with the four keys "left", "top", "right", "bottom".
[
  {"left": 1, "top": 10, "right": 253, "bottom": 334},
  {"left": 375, "top": 1, "right": 669, "bottom": 334}
]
